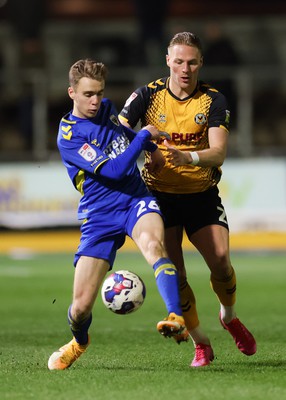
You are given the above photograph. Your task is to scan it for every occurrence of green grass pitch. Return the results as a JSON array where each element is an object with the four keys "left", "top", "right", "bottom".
[{"left": 0, "top": 250, "right": 285, "bottom": 400}]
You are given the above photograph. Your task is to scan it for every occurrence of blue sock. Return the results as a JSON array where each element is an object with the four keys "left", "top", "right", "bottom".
[
  {"left": 153, "top": 258, "right": 182, "bottom": 316},
  {"left": 68, "top": 305, "right": 92, "bottom": 345}
]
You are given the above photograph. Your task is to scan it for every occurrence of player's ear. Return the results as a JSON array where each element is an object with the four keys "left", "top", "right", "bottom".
[
  {"left": 68, "top": 86, "right": 75, "bottom": 100},
  {"left": 200, "top": 56, "right": 203, "bottom": 67},
  {"left": 166, "top": 54, "right": 170, "bottom": 67}
]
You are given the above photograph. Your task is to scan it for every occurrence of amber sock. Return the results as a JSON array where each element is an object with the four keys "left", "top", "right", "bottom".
[{"left": 179, "top": 278, "right": 199, "bottom": 331}]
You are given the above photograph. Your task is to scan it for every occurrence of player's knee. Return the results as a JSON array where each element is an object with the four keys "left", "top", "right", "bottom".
[
  {"left": 210, "top": 249, "right": 231, "bottom": 275},
  {"left": 214, "top": 244, "right": 229, "bottom": 262},
  {"left": 143, "top": 238, "right": 166, "bottom": 263}
]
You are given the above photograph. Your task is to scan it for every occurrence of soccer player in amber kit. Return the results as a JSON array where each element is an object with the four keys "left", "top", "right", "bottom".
[
  {"left": 119, "top": 32, "right": 256, "bottom": 367},
  {"left": 48, "top": 59, "right": 189, "bottom": 370}
]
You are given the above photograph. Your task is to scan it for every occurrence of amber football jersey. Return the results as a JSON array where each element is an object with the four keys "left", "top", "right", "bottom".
[{"left": 119, "top": 77, "right": 230, "bottom": 194}]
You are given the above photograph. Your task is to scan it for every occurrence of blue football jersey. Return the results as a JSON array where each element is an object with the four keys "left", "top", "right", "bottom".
[{"left": 57, "top": 98, "right": 150, "bottom": 219}]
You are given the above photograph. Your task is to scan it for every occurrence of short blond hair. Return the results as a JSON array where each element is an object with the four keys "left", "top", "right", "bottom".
[{"left": 168, "top": 32, "right": 203, "bottom": 54}]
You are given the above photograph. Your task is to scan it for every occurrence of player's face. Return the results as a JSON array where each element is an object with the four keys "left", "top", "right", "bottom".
[
  {"left": 166, "top": 44, "right": 203, "bottom": 98},
  {"left": 68, "top": 77, "right": 105, "bottom": 119}
]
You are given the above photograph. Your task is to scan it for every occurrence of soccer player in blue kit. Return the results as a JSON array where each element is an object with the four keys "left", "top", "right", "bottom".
[{"left": 48, "top": 59, "right": 189, "bottom": 370}]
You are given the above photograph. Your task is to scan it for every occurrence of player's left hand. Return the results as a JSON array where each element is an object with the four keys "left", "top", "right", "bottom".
[{"left": 164, "top": 140, "right": 191, "bottom": 166}]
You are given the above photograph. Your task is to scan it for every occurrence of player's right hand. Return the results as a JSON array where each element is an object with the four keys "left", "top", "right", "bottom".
[{"left": 142, "top": 125, "right": 161, "bottom": 140}]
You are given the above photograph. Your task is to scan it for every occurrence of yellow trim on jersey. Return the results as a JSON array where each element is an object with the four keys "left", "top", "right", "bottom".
[
  {"left": 75, "top": 170, "right": 85, "bottom": 195},
  {"left": 74, "top": 161, "right": 109, "bottom": 195},
  {"left": 219, "top": 124, "right": 229, "bottom": 132},
  {"left": 61, "top": 125, "right": 73, "bottom": 140},
  {"left": 148, "top": 78, "right": 165, "bottom": 89},
  {"left": 62, "top": 118, "right": 76, "bottom": 124},
  {"left": 61, "top": 118, "right": 76, "bottom": 140},
  {"left": 93, "top": 159, "right": 108, "bottom": 174},
  {"left": 208, "top": 88, "right": 219, "bottom": 93},
  {"left": 118, "top": 115, "right": 128, "bottom": 124}
]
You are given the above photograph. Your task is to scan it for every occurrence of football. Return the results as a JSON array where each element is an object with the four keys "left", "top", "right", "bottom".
[{"left": 101, "top": 270, "right": 146, "bottom": 314}]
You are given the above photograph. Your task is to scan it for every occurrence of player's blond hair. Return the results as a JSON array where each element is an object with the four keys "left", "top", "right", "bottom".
[
  {"left": 168, "top": 32, "right": 203, "bottom": 54},
  {"left": 69, "top": 59, "right": 108, "bottom": 88}
]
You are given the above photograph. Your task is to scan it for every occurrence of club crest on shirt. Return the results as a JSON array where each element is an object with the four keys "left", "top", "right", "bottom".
[
  {"left": 78, "top": 143, "right": 97, "bottom": 161},
  {"left": 194, "top": 113, "right": 207, "bottom": 125},
  {"left": 159, "top": 114, "right": 166, "bottom": 123}
]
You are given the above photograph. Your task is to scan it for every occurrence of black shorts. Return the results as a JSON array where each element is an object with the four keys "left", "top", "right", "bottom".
[{"left": 152, "top": 186, "right": 229, "bottom": 237}]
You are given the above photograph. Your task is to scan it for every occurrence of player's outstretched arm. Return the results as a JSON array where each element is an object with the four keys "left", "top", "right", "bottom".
[{"left": 97, "top": 126, "right": 158, "bottom": 180}]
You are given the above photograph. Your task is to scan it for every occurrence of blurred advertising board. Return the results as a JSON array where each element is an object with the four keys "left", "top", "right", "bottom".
[
  {"left": 0, "top": 162, "right": 80, "bottom": 229},
  {"left": 0, "top": 159, "right": 285, "bottom": 231}
]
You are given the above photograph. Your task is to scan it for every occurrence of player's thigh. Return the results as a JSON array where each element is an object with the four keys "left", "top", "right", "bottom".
[
  {"left": 131, "top": 211, "right": 165, "bottom": 245},
  {"left": 73, "top": 256, "right": 110, "bottom": 310},
  {"left": 131, "top": 212, "right": 167, "bottom": 264},
  {"left": 190, "top": 225, "right": 231, "bottom": 274}
]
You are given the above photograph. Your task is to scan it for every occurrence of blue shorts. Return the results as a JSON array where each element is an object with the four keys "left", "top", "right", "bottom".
[{"left": 74, "top": 195, "right": 162, "bottom": 268}]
